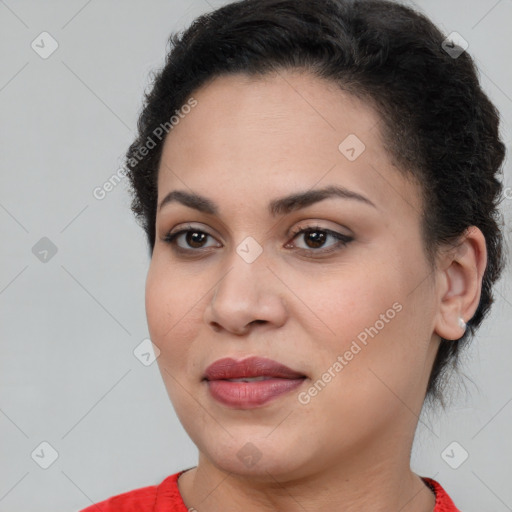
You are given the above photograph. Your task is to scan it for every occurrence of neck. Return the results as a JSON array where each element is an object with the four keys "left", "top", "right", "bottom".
[{"left": 177, "top": 441, "right": 436, "bottom": 512}]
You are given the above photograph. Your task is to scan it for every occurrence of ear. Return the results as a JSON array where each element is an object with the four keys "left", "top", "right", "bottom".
[{"left": 433, "top": 226, "right": 487, "bottom": 340}]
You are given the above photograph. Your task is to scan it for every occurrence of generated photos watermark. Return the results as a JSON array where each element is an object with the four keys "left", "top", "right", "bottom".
[
  {"left": 298, "top": 301, "right": 403, "bottom": 405},
  {"left": 93, "top": 97, "right": 198, "bottom": 200}
]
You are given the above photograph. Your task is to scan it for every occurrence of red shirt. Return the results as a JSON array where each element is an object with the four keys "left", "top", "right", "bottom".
[{"left": 79, "top": 470, "right": 461, "bottom": 511}]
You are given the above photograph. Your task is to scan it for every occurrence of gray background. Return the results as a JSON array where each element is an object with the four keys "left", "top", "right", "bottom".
[{"left": 1, "top": 0, "right": 511, "bottom": 510}]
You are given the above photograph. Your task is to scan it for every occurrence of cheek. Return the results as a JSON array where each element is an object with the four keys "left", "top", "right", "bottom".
[
  {"left": 298, "top": 262, "right": 415, "bottom": 381},
  {"left": 296, "top": 265, "right": 396, "bottom": 346},
  {"left": 305, "top": 267, "right": 430, "bottom": 417},
  {"left": 145, "top": 264, "right": 171, "bottom": 343},
  {"left": 144, "top": 260, "right": 201, "bottom": 362},
  {"left": 145, "top": 262, "right": 206, "bottom": 418}
]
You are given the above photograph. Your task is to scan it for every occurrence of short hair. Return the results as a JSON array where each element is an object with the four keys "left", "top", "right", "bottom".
[{"left": 124, "top": 0, "right": 506, "bottom": 408}]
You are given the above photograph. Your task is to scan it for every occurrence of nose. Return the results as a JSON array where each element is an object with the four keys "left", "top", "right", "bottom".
[{"left": 203, "top": 248, "right": 287, "bottom": 335}]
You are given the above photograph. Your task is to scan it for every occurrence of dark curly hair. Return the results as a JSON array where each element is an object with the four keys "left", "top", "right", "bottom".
[{"left": 124, "top": 0, "right": 506, "bottom": 409}]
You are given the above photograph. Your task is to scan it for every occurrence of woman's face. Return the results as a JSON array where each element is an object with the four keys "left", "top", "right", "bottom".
[{"left": 146, "top": 70, "right": 442, "bottom": 479}]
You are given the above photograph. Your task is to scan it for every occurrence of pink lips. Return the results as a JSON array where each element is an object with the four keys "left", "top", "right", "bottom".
[{"left": 203, "top": 356, "right": 306, "bottom": 408}]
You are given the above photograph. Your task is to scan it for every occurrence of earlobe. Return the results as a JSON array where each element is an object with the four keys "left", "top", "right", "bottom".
[{"left": 433, "top": 226, "right": 487, "bottom": 341}]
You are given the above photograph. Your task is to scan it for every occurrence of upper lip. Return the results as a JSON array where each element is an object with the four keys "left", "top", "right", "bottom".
[{"left": 203, "top": 356, "right": 305, "bottom": 380}]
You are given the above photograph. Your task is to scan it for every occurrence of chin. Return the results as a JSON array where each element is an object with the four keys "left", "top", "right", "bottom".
[{"left": 197, "top": 433, "right": 314, "bottom": 481}]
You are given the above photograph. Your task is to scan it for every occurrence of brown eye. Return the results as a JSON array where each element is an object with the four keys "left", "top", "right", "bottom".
[
  {"left": 301, "top": 229, "right": 328, "bottom": 249},
  {"left": 185, "top": 230, "right": 208, "bottom": 248},
  {"left": 288, "top": 225, "right": 354, "bottom": 255},
  {"left": 163, "top": 224, "right": 221, "bottom": 252}
]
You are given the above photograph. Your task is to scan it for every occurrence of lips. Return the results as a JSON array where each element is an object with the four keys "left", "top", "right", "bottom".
[
  {"left": 203, "top": 356, "right": 307, "bottom": 408},
  {"left": 203, "top": 356, "right": 305, "bottom": 381}
]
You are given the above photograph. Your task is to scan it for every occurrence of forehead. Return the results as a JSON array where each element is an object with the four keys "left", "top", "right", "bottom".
[{"left": 157, "top": 70, "right": 422, "bottom": 220}]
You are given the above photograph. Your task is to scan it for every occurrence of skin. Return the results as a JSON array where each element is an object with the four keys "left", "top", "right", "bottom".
[{"left": 145, "top": 70, "right": 487, "bottom": 511}]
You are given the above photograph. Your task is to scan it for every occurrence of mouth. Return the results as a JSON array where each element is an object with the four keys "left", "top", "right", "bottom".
[
  {"left": 203, "top": 355, "right": 306, "bottom": 381},
  {"left": 221, "top": 376, "right": 276, "bottom": 382},
  {"left": 203, "top": 356, "right": 307, "bottom": 408}
]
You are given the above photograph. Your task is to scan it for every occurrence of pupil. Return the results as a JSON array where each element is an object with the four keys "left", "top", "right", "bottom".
[
  {"left": 306, "top": 230, "right": 325, "bottom": 248},
  {"left": 187, "top": 231, "right": 206, "bottom": 248}
]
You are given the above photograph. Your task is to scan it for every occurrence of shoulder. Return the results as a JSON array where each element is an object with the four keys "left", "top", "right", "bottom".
[
  {"left": 422, "top": 476, "right": 462, "bottom": 512},
  {"left": 78, "top": 471, "right": 189, "bottom": 512}
]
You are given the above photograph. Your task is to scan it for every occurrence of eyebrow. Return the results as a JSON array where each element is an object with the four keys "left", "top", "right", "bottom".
[{"left": 158, "top": 185, "right": 377, "bottom": 216}]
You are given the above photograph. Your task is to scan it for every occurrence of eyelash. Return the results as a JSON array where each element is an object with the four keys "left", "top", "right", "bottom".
[{"left": 163, "top": 223, "right": 354, "bottom": 258}]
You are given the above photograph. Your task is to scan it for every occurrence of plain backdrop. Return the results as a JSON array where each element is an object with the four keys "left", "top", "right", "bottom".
[{"left": 1, "top": 0, "right": 511, "bottom": 511}]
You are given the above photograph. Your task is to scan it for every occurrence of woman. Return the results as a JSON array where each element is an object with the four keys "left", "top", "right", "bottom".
[{"left": 80, "top": 0, "right": 506, "bottom": 510}]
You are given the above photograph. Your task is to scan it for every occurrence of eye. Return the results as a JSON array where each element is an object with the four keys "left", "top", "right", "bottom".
[
  {"left": 162, "top": 223, "right": 354, "bottom": 257},
  {"left": 286, "top": 225, "right": 353, "bottom": 255},
  {"left": 163, "top": 224, "right": 220, "bottom": 253}
]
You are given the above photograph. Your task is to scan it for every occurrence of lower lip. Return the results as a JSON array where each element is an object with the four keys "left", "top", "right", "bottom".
[{"left": 205, "top": 378, "right": 305, "bottom": 408}]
